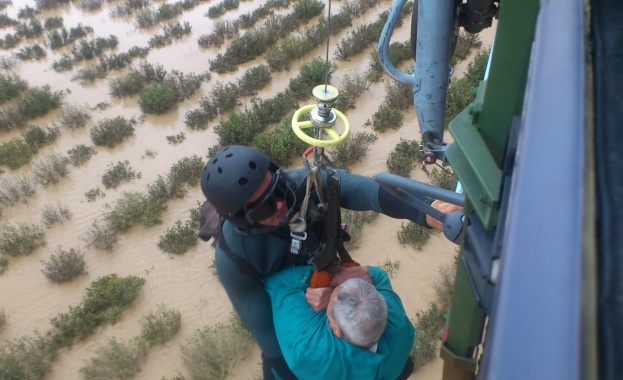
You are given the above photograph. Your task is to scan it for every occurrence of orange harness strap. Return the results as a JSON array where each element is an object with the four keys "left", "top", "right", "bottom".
[{"left": 309, "top": 260, "right": 361, "bottom": 288}]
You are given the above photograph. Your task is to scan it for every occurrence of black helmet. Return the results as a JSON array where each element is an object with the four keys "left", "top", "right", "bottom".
[{"left": 201, "top": 145, "right": 278, "bottom": 219}]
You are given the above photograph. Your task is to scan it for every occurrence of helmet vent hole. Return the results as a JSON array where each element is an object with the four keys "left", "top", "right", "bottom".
[
  {"left": 239, "top": 178, "right": 248, "bottom": 185},
  {"left": 212, "top": 158, "right": 218, "bottom": 164},
  {"left": 217, "top": 167, "right": 222, "bottom": 174},
  {"left": 249, "top": 161, "right": 257, "bottom": 170},
  {"left": 225, "top": 153, "right": 233, "bottom": 158}
]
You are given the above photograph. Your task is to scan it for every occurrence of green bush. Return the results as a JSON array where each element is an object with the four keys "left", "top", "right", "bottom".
[
  {"left": 0, "top": 334, "right": 56, "bottom": 380},
  {"left": 328, "top": 131, "right": 377, "bottom": 170},
  {"left": 72, "top": 63, "right": 108, "bottom": 84},
  {"left": 181, "top": 313, "right": 254, "bottom": 380},
  {"left": 109, "top": 71, "right": 146, "bottom": 98},
  {"left": 249, "top": 91, "right": 299, "bottom": 127},
  {"left": 85, "top": 187, "right": 106, "bottom": 202},
  {"left": 214, "top": 112, "right": 262, "bottom": 147},
  {"left": 0, "top": 55, "right": 17, "bottom": 71},
  {"left": 51, "top": 54, "right": 74, "bottom": 72},
  {"left": 59, "top": 103, "right": 91, "bottom": 129},
  {"left": 0, "top": 173, "right": 34, "bottom": 206},
  {"left": 166, "top": 132, "right": 185, "bottom": 145},
  {"left": 450, "top": 31, "right": 482, "bottom": 66},
  {"left": 384, "top": 80, "right": 413, "bottom": 110},
  {"left": 139, "top": 82, "right": 178, "bottom": 114},
  {"left": 167, "top": 155, "right": 204, "bottom": 194},
  {"left": 253, "top": 119, "right": 309, "bottom": 167},
  {"left": 288, "top": 57, "right": 335, "bottom": 101},
  {"left": 102, "top": 160, "right": 141, "bottom": 189},
  {"left": 67, "top": 143, "right": 96, "bottom": 166},
  {"left": 140, "top": 304, "right": 182, "bottom": 346},
  {"left": 16, "top": 86, "right": 63, "bottom": 118},
  {"left": 24, "top": 125, "right": 59, "bottom": 150},
  {"left": 434, "top": 260, "right": 457, "bottom": 312},
  {"left": 237, "top": 65, "right": 271, "bottom": 97},
  {"left": 0, "top": 74, "right": 28, "bottom": 104},
  {"left": 379, "top": 258, "right": 401, "bottom": 279},
  {"left": 0, "top": 257, "right": 7, "bottom": 275},
  {"left": 104, "top": 191, "right": 165, "bottom": 232},
  {"left": 110, "top": 0, "right": 150, "bottom": 18},
  {"left": 48, "top": 274, "right": 145, "bottom": 348},
  {"left": 79, "top": 337, "right": 148, "bottom": 380},
  {"left": 427, "top": 167, "right": 457, "bottom": 191},
  {"left": 16, "top": 44, "right": 46, "bottom": 61},
  {"left": 164, "top": 69, "right": 208, "bottom": 101},
  {"left": 44, "top": 16, "right": 63, "bottom": 30},
  {"left": 41, "top": 247, "right": 87, "bottom": 283},
  {"left": 341, "top": 209, "right": 378, "bottom": 249},
  {"left": 367, "top": 41, "right": 411, "bottom": 82},
  {"left": 83, "top": 219, "right": 117, "bottom": 250},
  {"left": 135, "top": 8, "right": 157, "bottom": 29},
  {"left": 371, "top": 104, "right": 403, "bottom": 132},
  {"left": 445, "top": 49, "right": 489, "bottom": 128},
  {"left": 41, "top": 202, "right": 72, "bottom": 227},
  {"left": 158, "top": 220, "right": 197, "bottom": 255},
  {"left": 386, "top": 139, "right": 422, "bottom": 177},
  {"left": 197, "top": 19, "right": 238, "bottom": 48},
  {"left": 184, "top": 109, "right": 210, "bottom": 131},
  {"left": 32, "top": 153, "right": 70, "bottom": 187},
  {"left": 397, "top": 221, "right": 432, "bottom": 251},
  {"left": 0, "top": 14, "right": 17, "bottom": 28},
  {"left": 0, "top": 222, "right": 46, "bottom": 256},
  {"left": 411, "top": 302, "right": 445, "bottom": 371},
  {"left": 0, "top": 138, "right": 34, "bottom": 169},
  {"left": 90, "top": 116, "right": 136, "bottom": 147},
  {"left": 334, "top": 70, "right": 369, "bottom": 111}
]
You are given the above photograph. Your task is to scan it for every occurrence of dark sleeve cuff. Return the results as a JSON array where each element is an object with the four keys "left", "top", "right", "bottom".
[{"left": 378, "top": 186, "right": 433, "bottom": 228}]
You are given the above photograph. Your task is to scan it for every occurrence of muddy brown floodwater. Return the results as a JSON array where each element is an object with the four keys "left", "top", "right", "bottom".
[{"left": 0, "top": 1, "right": 496, "bottom": 379}]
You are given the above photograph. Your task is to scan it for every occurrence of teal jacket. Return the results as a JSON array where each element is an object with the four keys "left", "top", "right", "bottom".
[{"left": 265, "top": 265, "right": 415, "bottom": 380}]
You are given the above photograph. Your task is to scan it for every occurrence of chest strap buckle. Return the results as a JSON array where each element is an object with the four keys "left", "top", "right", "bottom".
[{"left": 290, "top": 231, "right": 307, "bottom": 254}]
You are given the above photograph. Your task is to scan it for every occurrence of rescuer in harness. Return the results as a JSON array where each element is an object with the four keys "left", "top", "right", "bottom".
[{"left": 200, "top": 145, "right": 459, "bottom": 379}]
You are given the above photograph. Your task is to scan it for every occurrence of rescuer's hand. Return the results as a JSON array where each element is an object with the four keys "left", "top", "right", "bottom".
[
  {"left": 305, "top": 287, "right": 334, "bottom": 311},
  {"left": 426, "top": 200, "right": 463, "bottom": 231}
]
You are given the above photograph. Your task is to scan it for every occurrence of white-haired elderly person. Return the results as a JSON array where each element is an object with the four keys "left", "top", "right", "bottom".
[{"left": 265, "top": 264, "right": 415, "bottom": 380}]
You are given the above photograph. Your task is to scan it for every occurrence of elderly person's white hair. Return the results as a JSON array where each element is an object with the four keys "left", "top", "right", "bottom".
[{"left": 331, "top": 278, "right": 388, "bottom": 349}]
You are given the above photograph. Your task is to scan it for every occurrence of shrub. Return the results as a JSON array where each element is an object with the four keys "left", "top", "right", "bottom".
[
  {"left": 167, "top": 155, "right": 204, "bottom": 195},
  {"left": 181, "top": 313, "right": 254, "bottom": 380},
  {"left": 79, "top": 337, "right": 147, "bottom": 380},
  {"left": 16, "top": 44, "right": 47, "bottom": 61},
  {"left": 412, "top": 302, "right": 445, "bottom": 371},
  {"left": 427, "top": 167, "right": 458, "bottom": 191},
  {"left": 109, "top": 71, "right": 145, "bottom": 97},
  {"left": 445, "top": 49, "right": 489, "bottom": 128},
  {"left": 334, "top": 70, "right": 369, "bottom": 111},
  {"left": 0, "top": 138, "right": 34, "bottom": 169},
  {"left": 252, "top": 120, "right": 309, "bottom": 167},
  {"left": 67, "top": 144, "right": 96, "bottom": 166},
  {"left": 85, "top": 187, "right": 105, "bottom": 202},
  {"left": 41, "top": 202, "right": 72, "bottom": 227},
  {"left": 166, "top": 132, "right": 185, "bottom": 145},
  {"left": 157, "top": 220, "right": 197, "bottom": 255},
  {"left": 72, "top": 62, "right": 108, "bottom": 84},
  {"left": 434, "top": 260, "right": 457, "bottom": 312},
  {"left": 0, "top": 74, "right": 28, "bottom": 104},
  {"left": 140, "top": 304, "right": 182, "bottom": 346},
  {"left": 139, "top": 82, "right": 178, "bottom": 114},
  {"left": 0, "top": 55, "right": 17, "bottom": 70},
  {"left": 328, "top": 131, "right": 377, "bottom": 170},
  {"left": 335, "top": 11, "right": 390, "bottom": 61},
  {"left": 0, "top": 14, "right": 17, "bottom": 28},
  {"left": 0, "top": 334, "right": 56, "bottom": 380},
  {"left": 110, "top": 0, "right": 150, "bottom": 18},
  {"left": 135, "top": 8, "right": 157, "bottom": 29},
  {"left": 41, "top": 247, "right": 87, "bottom": 283},
  {"left": 197, "top": 20, "right": 238, "bottom": 48},
  {"left": 16, "top": 86, "right": 63, "bottom": 118},
  {"left": 184, "top": 109, "right": 210, "bottom": 131},
  {"left": 237, "top": 65, "right": 271, "bottom": 97},
  {"left": 32, "top": 153, "right": 70, "bottom": 186},
  {"left": 44, "top": 16, "right": 63, "bottom": 30},
  {"left": 209, "top": 82, "right": 240, "bottom": 116},
  {"left": 157, "top": 2, "right": 183, "bottom": 20},
  {"left": 164, "top": 69, "right": 208, "bottom": 101},
  {"left": 463, "top": 49, "right": 489, "bottom": 87},
  {"left": 450, "top": 31, "right": 482, "bottom": 66},
  {"left": 51, "top": 54, "right": 74, "bottom": 72},
  {"left": 386, "top": 139, "right": 422, "bottom": 177},
  {"left": 341, "top": 209, "right": 378, "bottom": 249},
  {"left": 104, "top": 191, "right": 164, "bottom": 232},
  {"left": 17, "top": 6, "right": 38, "bottom": 19},
  {"left": 367, "top": 40, "right": 411, "bottom": 82},
  {"left": 397, "top": 221, "right": 432, "bottom": 251},
  {"left": 48, "top": 274, "right": 145, "bottom": 347},
  {"left": 0, "top": 173, "right": 34, "bottom": 206},
  {"left": 0, "top": 257, "right": 7, "bottom": 275},
  {"left": 371, "top": 104, "right": 403, "bottom": 132},
  {"left": 59, "top": 103, "right": 91, "bottom": 129},
  {"left": 288, "top": 58, "right": 335, "bottom": 101},
  {"left": 0, "top": 33, "right": 22, "bottom": 49},
  {"left": 15, "top": 19, "right": 43, "bottom": 38},
  {"left": 83, "top": 219, "right": 117, "bottom": 250},
  {"left": 214, "top": 111, "right": 262, "bottom": 147},
  {"left": 379, "top": 258, "right": 401, "bottom": 279},
  {"left": 102, "top": 160, "right": 141, "bottom": 189},
  {"left": 90, "top": 117, "right": 136, "bottom": 147},
  {"left": 384, "top": 80, "right": 413, "bottom": 110},
  {"left": 0, "top": 222, "right": 46, "bottom": 256},
  {"left": 23, "top": 125, "right": 59, "bottom": 150}
]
